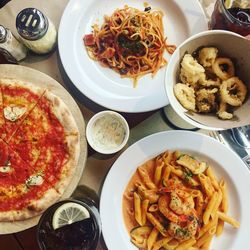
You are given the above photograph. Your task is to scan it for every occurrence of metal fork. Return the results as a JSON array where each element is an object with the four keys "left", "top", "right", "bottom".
[{"left": 208, "top": 130, "right": 250, "bottom": 171}]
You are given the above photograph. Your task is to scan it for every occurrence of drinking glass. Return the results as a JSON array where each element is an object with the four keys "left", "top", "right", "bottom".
[
  {"left": 210, "top": 0, "right": 250, "bottom": 36},
  {"left": 37, "top": 198, "right": 101, "bottom": 250}
]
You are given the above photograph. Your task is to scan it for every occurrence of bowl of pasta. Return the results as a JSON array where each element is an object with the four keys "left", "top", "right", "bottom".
[{"left": 165, "top": 30, "right": 250, "bottom": 130}]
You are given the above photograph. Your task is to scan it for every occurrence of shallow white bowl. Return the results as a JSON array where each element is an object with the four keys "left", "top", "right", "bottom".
[
  {"left": 165, "top": 30, "right": 250, "bottom": 130},
  {"left": 86, "top": 111, "right": 129, "bottom": 154}
]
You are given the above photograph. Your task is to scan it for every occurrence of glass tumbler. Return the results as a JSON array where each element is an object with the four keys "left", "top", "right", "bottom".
[{"left": 210, "top": 0, "right": 250, "bottom": 36}]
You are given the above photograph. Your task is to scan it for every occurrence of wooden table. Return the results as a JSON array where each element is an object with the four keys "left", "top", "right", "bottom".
[{"left": 0, "top": 7, "right": 157, "bottom": 249}]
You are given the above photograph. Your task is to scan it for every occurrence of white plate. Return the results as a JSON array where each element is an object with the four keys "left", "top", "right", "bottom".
[
  {"left": 58, "top": 0, "right": 207, "bottom": 112},
  {"left": 100, "top": 131, "right": 250, "bottom": 250}
]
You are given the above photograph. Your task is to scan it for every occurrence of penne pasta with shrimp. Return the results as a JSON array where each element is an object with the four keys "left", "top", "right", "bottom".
[{"left": 123, "top": 150, "right": 239, "bottom": 250}]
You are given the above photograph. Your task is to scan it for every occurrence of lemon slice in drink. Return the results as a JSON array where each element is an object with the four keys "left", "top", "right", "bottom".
[{"left": 52, "top": 202, "right": 90, "bottom": 230}]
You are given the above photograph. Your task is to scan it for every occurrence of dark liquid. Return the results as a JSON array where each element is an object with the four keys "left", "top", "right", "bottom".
[
  {"left": 37, "top": 202, "right": 99, "bottom": 250},
  {"left": 210, "top": 0, "right": 250, "bottom": 36},
  {"left": 228, "top": 8, "right": 250, "bottom": 24}
]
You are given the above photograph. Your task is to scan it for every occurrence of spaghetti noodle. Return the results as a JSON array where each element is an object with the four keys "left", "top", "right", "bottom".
[{"left": 83, "top": 6, "right": 176, "bottom": 86}]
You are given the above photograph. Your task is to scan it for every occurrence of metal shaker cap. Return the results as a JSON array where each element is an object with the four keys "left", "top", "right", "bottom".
[
  {"left": 16, "top": 8, "right": 48, "bottom": 41},
  {"left": 0, "top": 25, "right": 7, "bottom": 43}
]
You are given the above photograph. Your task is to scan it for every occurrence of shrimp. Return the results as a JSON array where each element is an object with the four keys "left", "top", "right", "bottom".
[
  {"left": 169, "top": 190, "right": 195, "bottom": 215},
  {"left": 167, "top": 215, "right": 199, "bottom": 241},
  {"left": 158, "top": 195, "right": 179, "bottom": 223}
]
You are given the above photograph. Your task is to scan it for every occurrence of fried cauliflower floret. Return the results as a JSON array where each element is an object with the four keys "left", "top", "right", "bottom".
[
  {"left": 196, "top": 88, "right": 218, "bottom": 113},
  {"left": 174, "top": 83, "right": 196, "bottom": 112},
  {"left": 180, "top": 54, "right": 205, "bottom": 87},
  {"left": 198, "top": 47, "right": 218, "bottom": 67}
]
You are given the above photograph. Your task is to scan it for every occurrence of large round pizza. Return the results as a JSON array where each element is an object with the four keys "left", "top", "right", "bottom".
[{"left": 0, "top": 78, "right": 80, "bottom": 221}]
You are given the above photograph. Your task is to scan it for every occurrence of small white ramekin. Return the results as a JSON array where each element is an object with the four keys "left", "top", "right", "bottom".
[{"left": 86, "top": 111, "right": 130, "bottom": 154}]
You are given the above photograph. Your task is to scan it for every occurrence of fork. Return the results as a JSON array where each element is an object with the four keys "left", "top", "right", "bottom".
[{"left": 208, "top": 130, "right": 250, "bottom": 171}]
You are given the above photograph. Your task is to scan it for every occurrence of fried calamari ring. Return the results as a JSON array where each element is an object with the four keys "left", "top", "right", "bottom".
[
  {"left": 217, "top": 101, "right": 233, "bottom": 120},
  {"left": 212, "top": 57, "right": 235, "bottom": 80},
  {"left": 196, "top": 88, "right": 218, "bottom": 113},
  {"left": 174, "top": 83, "right": 196, "bottom": 111},
  {"left": 199, "top": 73, "right": 221, "bottom": 87},
  {"left": 198, "top": 47, "right": 218, "bottom": 67},
  {"left": 220, "top": 77, "right": 247, "bottom": 106}
]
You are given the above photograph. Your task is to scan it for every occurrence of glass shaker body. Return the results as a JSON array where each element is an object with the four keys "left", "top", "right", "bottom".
[
  {"left": 0, "top": 25, "right": 27, "bottom": 62},
  {"left": 16, "top": 8, "right": 57, "bottom": 54}
]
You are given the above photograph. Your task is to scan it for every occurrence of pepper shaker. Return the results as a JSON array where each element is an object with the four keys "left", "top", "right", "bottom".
[
  {"left": 0, "top": 25, "right": 27, "bottom": 63},
  {"left": 16, "top": 8, "right": 57, "bottom": 55}
]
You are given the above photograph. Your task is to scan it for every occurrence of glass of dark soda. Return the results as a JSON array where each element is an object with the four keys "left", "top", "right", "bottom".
[
  {"left": 37, "top": 198, "right": 101, "bottom": 250},
  {"left": 210, "top": 0, "right": 250, "bottom": 36}
]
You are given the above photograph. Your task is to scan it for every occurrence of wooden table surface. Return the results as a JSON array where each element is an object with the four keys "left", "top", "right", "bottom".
[{"left": 0, "top": 2, "right": 157, "bottom": 249}]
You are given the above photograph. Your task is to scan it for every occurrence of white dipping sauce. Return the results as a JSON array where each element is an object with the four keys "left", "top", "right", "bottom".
[{"left": 91, "top": 114, "right": 126, "bottom": 151}]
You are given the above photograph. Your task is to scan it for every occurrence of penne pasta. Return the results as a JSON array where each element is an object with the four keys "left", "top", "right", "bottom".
[
  {"left": 162, "top": 164, "right": 171, "bottom": 186},
  {"left": 217, "top": 211, "right": 240, "bottom": 228},
  {"left": 219, "top": 179, "right": 228, "bottom": 212},
  {"left": 141, "top": 199, "right": 150, "bottom": 225},
  {"left": 148, "top": 204, "right": 158, "bottom": 212},
  {"left": 138, "top": 166, "right": 157, "bottom": 190},
  {"left": 216, "top": 219, "right": 224, "bottom": 236},
  {"left": 146, "top": 212, "right": 168, "bottom": 237},
  {"left": 154, "top": 161, "right": 164, "bottom": 186},
  {"left": 210, "top": 189, "right": 222, "bottom": 220},
  {"left": 175, "top": 238, "right": 196, "bottom": 250},
  {"left": 206, "top": 166, "right": 219, "bottom": 190},
  {"left": 203, "top": 191, "right": 219, "bottom": 225},
  {"left": 147, "top": 227, "right": 159, "bottom": 250},
  {"left": 162, "top": 239, "right": 179, "bottom": 250},
  {"left": 199, "top": 214, "right": 218, "bottom": 238},
  {"left": 195, "top": 231, "right": 212, "bottom": 248},
  {"left": 198, "top": 173, "right": 214, "bottom": 197},
  {"left": 134, "top": 192, "right": 142, "bottom": 225},
  {"left": 152, "top": 236, "right": 172, "bottom": 250},
  {"left": 162, "top": 151, "right": 173, "bottom": 165}
]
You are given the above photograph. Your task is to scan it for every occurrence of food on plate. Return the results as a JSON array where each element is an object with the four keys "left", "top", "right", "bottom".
[
  {"left": 0, "top": 79, "right": 80, "bottom": 221},
  {"left": 123, "top": 150, "right": 239, "bottom": 250},
  {"left": 83, "top": 5, "right": 176, "bottom": 86},
  {"left": 174, "top": 47, "right": 248, "bottom": 120}
]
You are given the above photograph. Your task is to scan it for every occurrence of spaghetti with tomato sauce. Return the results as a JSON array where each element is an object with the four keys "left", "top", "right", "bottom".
[{"left": 83, "top": 5, "right": 176, "bottom": 86}]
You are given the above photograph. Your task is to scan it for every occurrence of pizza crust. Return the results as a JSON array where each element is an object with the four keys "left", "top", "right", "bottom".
[
  {"left": 0, "top": 188, "right": 61, "bottom": 221},
  {"left": 0, "top": 78, "right": 46, "bottom": 98},
  {"left": 42, "top": 90, "right": 80, "bottom": 194}
]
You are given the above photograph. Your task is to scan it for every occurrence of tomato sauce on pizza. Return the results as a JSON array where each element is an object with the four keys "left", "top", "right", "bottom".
[{"left": 0, "top": 79, "right": 80, "bottom": 221}]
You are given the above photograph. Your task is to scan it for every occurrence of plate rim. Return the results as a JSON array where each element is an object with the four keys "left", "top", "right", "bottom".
[
  {"left": 58, "top": 0, "right": 208, "bottom": 113},
  {"left": 100, "top": 130, "right": 250, "bottom": 250}
]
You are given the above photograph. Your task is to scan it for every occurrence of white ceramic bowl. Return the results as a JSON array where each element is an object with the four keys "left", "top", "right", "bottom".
[
  {"left": 86, "top": 111, "right": 129, "bottom": 154},
  {"left": 165, "top": 30, "right": 250, "bottom": 130}
]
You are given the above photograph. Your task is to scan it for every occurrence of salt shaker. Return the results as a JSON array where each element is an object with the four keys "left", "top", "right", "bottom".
[
  {"left": 16, "top": 8, "right": 57, "bottom": 55},
  {"left": 0, "top": 25, "right": 27, "bottom": 63}
]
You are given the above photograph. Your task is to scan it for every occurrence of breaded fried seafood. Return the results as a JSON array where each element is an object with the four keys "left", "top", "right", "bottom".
[{"left": 174, "top": 47, "right": 248, "bottom": 120}]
